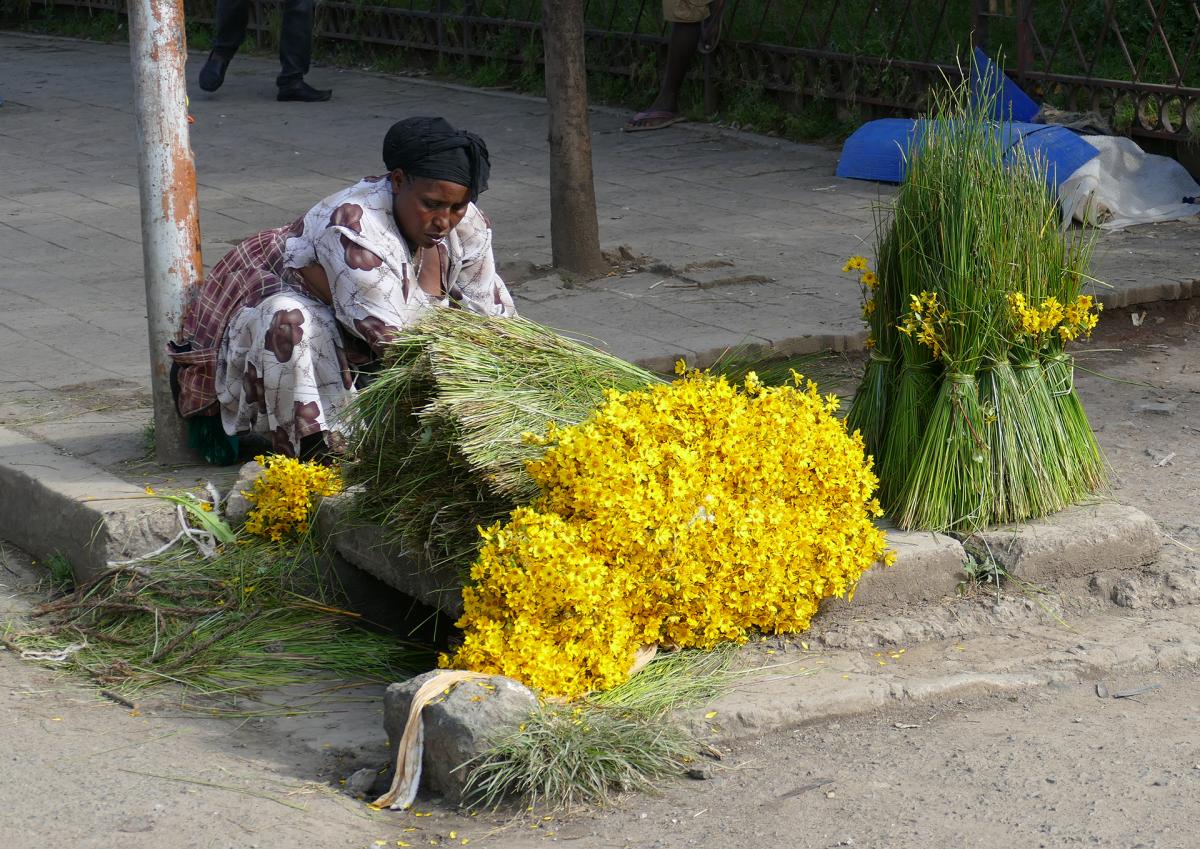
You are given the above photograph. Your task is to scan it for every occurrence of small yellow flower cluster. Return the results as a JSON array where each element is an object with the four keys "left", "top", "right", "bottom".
[
  {"left": 1058, "top": 294, "right": 1102, "bottom": 342},
  {"left": 243, "top": 454, "right": 342, "bottom": 542},
  {"left": 842, "top": 256, "right": 878, "bottom": 291},
  {"left": 896, "top": 291, "right": 950, "bottom": 359},
  {"left": 1008, "top": 293, "right": 1101, "bottom": 343},
  {"left": 446, "top": 371, "right": 893, "bottom": 699}
]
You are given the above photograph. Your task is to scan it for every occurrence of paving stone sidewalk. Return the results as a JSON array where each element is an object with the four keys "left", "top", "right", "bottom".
[{"left": 0, "top": 30, "right": 1197, "bottom": 478}]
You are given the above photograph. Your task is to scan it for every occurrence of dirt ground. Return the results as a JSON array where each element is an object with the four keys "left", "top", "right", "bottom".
[{"left": 1, "top": 297, "right": 1197, "bottom": 849}]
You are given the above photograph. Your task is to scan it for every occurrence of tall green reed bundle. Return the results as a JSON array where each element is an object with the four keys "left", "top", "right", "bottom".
[
  {"left": 890, "top": 95, "right": 1004, "bottom": 531},
  {"left": 844, "top": 229, "right": 896, "bottom": 463},
  {"left": 998, "top": 168, "right": 1081, "bottom": 517},
  {"left": 342, "top": 311, "right": 664, "bottom": 572},
  {"left": 853, "top": 55, "right": 1105, "bottom": 532},
  {"left": 1042, "top": 235, "right": 1107, "bottom": 494},
  {"left": 874, "top": 169, "right": 942, "bottom": 510}
]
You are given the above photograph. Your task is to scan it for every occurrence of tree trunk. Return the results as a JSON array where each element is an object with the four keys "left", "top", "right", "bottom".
[{"left": 541, "top": 0, "right": 608, "bottom": 278}]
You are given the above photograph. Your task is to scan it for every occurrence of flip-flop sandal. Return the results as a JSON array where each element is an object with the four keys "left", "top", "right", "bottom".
[
  {"left": 622, "top": 109, "right": 686, "bottom": 132},
  {"left": 698, "top": 0, "right": 727, "bottom": 54}
]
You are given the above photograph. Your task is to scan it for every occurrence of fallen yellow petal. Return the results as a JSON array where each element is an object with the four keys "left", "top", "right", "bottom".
[{"left": 704, "top": 711, "right": 718, "bottom": 719}]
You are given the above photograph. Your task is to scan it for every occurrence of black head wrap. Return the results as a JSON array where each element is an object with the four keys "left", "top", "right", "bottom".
[{"left": 382, "top": 116, "right": 491, "bottom": 202}]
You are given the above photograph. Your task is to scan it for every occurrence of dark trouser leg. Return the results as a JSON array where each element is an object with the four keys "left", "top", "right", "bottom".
[
  {"left": 276, "top": 0, "right": 316, "bottom": 87},
  {"left": 655, "top": 21, "right": 701, "bottom": 113},
  {"left": 211, "top": 0, "right": 250, "bottom": 59}
]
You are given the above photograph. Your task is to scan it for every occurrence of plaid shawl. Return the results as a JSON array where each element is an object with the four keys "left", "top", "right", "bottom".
[{"left": 169, "top": 220, "right": 304, "bottom": 417}]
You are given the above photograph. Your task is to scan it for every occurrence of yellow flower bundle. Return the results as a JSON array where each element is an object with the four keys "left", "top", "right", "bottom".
[
  {"left": 445, "top": 370, "right": 892, "bottom": 699},
  {"left": 244, "top": 455, "right": 343, "bottom": 542}
]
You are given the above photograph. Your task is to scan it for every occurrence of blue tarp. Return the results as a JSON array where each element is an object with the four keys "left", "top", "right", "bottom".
[
  {"left": 970, "top": 46, "right": 1039, "bottom": 122},
  {"left": 834, "top": 49, "right": 1099, "bottom": 189}
]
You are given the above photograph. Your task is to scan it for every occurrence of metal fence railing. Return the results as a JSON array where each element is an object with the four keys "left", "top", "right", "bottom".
[{"left": 34, "top": 0, "right": 1200, "bottom": 140}]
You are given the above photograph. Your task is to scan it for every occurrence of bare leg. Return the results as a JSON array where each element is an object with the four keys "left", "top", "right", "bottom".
[{"left": 624, "top": 22, "right": 701, "bottom": 131}]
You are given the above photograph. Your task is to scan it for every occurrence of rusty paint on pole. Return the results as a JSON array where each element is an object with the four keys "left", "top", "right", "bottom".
[{"left": 128, "top": 0, "right": 202, "bottom": 465}]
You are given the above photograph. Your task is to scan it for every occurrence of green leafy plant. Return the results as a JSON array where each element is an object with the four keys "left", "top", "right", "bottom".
[{"left": 460, "top": 647, "right": 734, "bottom": 811}]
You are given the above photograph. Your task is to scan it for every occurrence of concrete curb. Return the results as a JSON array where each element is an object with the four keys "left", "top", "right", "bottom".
[
  {"left": 691, "top": 603, "right": 1200, "bottom": 745},
  {"left": 827, "top": 526, "right": 967, "bottom": 610},
  {"left": 963, "top": 502, "right": 1161, "bottom": 582},
  {"left": 313, "top": 492, "right": 466, "bottom": 618},
  {"left": 0, "top": 426, "right": 179, "bottom": 583}
]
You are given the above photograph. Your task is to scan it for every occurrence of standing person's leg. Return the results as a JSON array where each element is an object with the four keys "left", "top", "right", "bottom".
[
  {"left": 624, "top": 0, "right": 723, "bottom": 132},
  {"left": 199, "top": 0, "right": 250, "bottom": 92},
  {"left": 276, "top": 0, "right": 332, "bottom": 101}
]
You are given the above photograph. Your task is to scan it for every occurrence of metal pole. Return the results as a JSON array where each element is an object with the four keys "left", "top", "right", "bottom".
[{"left": 128, "top": 0, "right": 202, "bottom": 464}]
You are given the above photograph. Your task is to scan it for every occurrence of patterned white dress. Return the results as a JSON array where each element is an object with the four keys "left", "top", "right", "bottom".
[{"left": 207, "top": 176, "right": 516, "bottom": 455}]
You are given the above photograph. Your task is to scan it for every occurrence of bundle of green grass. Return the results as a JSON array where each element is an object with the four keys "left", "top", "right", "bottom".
[
  {"left": 845, "top": 66, "right": 1106, "bottom": 533},
  {"left": 341, "top": 311, "right": 665, "bottom": 573}
]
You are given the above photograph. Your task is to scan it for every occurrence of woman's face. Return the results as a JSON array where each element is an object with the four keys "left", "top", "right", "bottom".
[{"left": 390, "top": 169, "right": 470, "bottom": 250}]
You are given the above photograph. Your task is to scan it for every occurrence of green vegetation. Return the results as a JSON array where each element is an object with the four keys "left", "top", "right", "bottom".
[
  {"left": 462, "top": 646, "right": 735, "bottom": 811},
  {"left": 6, "top": 1, "right": 1191, "bottom": 142},
  {"left": 44, "top": 553, "right": 74, "bottom": 591},
  {"left": 4, "top": 535, "right": 432, "bottom": 698}
]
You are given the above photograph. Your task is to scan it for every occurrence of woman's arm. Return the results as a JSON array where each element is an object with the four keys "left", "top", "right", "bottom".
[
  {"left": 448, "top": 206, "right": 517, "bottom": 317},
  {"left": 315, "top": 206, "right": 422, "bottom": 353}
]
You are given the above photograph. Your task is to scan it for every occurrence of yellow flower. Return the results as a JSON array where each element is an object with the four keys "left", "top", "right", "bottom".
[
  {"left": 897, "top": 290, "right": 948, "bottom": 360},
  {"left": 861, "top": 298, "right": 876, "bottom": 319},
  {"left": 144, "top": 486, "right": 156, "bottom": 495},
  {"left": 445, "top": 371, "right": 890, "bottom": 698},
  {"left": 244, "top": 454, "right": 343, "bottom": 542},
  {"left": 842, "top": 255, "right": 869, "bottom": 273},
  {"left": 860, "top": 270, "right": 878, "bottom": 289},
  {"left": 674, "top": 358, "right": 688, "bottom": 376}
]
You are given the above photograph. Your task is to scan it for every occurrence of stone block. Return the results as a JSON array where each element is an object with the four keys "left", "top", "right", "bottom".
[
  {"left": 0, "top": 425, "right": 178, "bottom": 583},
  {"left": 223, "top": 459, "right": 265, "bottom": 526},
  {"left": 827, "top": 524, "right": 966, "bottom": 610},
  {"left": 964, "top": 502, "right": 1161, "bottom": 583},
  {"left": 382, "top": 671, "right": 537, "bottom": 804},
  {"left": 314, "top": 493, "right": 464, "bottom": 618}
]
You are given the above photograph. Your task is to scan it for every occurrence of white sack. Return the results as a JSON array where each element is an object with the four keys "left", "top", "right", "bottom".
[{"left": 1058, "top": 135, "right": 1200, "bottom": 231}]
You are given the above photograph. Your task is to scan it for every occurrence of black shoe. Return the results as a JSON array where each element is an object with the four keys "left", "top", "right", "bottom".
[
  {"left": 276, "top": 80, "right": 332, "bottom": 102},
  {"left": 198, "top": 51, "right": 231, "bottom": 92}
]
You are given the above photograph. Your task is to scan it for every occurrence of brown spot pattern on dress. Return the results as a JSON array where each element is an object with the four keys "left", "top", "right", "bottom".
[
  {"left": 243, "top": 362, "right": 263, "bottom": 405},
  {"left": 272, "top": 426, "right": 297, "bottom": 457},
  {"left": 328, "top": 203, "right": 364, "bottom": 233},
  {"left": 294, "top": 400, "right": 321, "bottom": 432},
  {"left": 264, "top": 308, "right": 305, "bottom": 363},
  {"left": 329, "top": 202, "right": 383, "bottom": 271}
]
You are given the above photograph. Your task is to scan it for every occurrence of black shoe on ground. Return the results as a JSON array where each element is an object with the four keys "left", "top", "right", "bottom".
[
  {"left": 198, "top": 51, "right": 231, "bottom": 93},
  {"left": 276, "top": 80, "right": 332, "bottom": 102}
]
